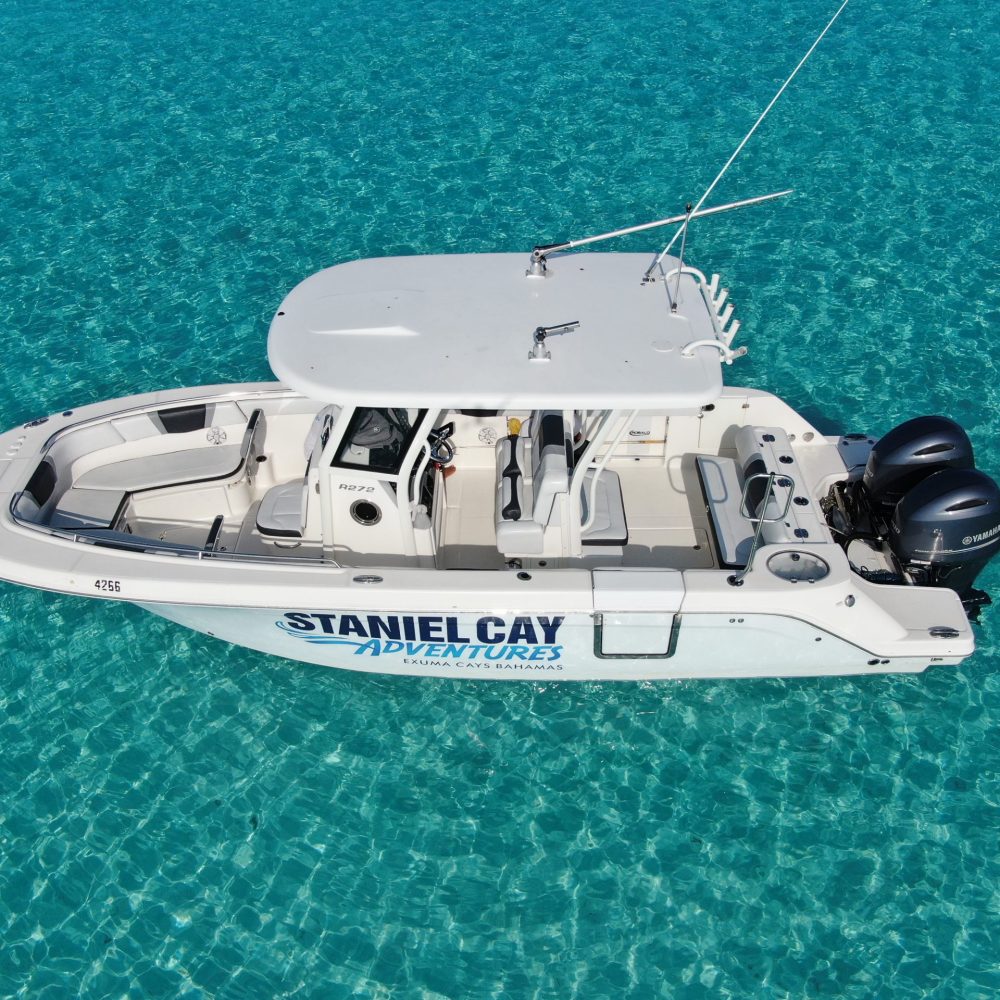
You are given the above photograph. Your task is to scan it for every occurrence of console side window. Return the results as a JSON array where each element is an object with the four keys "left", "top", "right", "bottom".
[{"left": 331, "top": 407, "right": 426, "bottom": 475}]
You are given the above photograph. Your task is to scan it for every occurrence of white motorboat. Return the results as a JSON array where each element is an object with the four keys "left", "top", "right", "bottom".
[
  {"left": 1, "top": 233, "right": 997, "bottom": 681},
  {"left": 3, "top": 4, "right": 995, "bottom": 682}
]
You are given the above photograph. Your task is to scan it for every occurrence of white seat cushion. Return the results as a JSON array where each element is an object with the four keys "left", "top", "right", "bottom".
[
  {"left": 77, "top": 445, "right": 243, "bottom": 491},
  {"left": 696, "top": 455, "right": 752, "bottom": 568},
  {"left": 581, "top": 470, "right": 628, "bottom": 545},
  {"left": 256, "top": 480, "right": 305, "bottom": 537}
]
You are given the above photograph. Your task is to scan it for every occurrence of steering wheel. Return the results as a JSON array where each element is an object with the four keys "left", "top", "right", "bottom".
[{"left": 428, "top": 422, "right": 455, "bottom": 465}]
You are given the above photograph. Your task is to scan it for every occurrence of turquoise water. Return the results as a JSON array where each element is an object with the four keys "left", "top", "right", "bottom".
[{"left": 2, "top": 0, "right": 999, "bottom": 995}]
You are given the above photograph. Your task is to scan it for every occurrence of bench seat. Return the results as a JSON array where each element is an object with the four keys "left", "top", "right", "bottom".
[
  {"left": 50, "top": 487, "right": 129, "bottom": 531},
  {"left": 74, "top": 408, "right": 263, "bottom": 493},
  {"left": 697, "top": 425, "right": 832, "bottom": 570},
  {"left": 734, "top": 426, "right": 826, "bottom": 546},
  {"left": 76, "top": 445, "right": 245, "bottom": 491},
  {"left": 695, "top": 455, "right": 753, "bottom": 568}
]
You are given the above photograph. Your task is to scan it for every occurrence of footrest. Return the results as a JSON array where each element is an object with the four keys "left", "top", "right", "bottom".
[{"left": 50, "top": 487, "right": 128, "bottom": 531}]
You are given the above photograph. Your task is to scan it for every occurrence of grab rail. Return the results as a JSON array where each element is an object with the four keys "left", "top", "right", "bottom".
[
  {"left": 7, "top": 517, "right": 339, "bottom": 567},
  {"left": 580, "top": 409, "right": 637, "bottom": 534},
  {"left": 680, "top": 340, "right": 748, "bottom": 365},
  {"left": 727, "top": 472, "right": 793, "bottom": 586}
]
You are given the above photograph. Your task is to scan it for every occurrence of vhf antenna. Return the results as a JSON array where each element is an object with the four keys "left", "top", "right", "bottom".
[
  {"left": 643, "top": 0, "right": 851, "bottom": 282},
  {"left": 525, "top": 0, "right": 849, "bottom": 279}
]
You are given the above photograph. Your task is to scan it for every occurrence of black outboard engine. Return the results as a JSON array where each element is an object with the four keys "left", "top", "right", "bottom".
[
  {"left": 889, "top": 468, "right": 1000, "bottom": 600},
  {"left": 823, "top": 414, "right": 1000, "bottom": 619},
  {"left": 864, "top": 415, "right": 975, "bottom": 519}
]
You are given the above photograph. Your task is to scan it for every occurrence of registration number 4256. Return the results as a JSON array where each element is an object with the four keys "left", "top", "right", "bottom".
[{"left": 94, "top": 579, "right": 122, "bottom": 593}]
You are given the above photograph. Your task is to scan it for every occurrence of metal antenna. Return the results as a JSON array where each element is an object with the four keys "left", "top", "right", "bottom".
[
  {"left": 643, "top": 0, "right": 851, "bottom": 281},
  {"left": 670, "top": 203, "right": 693, "bottom": 312}
]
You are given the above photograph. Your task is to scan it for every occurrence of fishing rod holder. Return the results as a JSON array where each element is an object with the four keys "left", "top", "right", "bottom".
[
  {"left": 527, "top": 244, "right": 562, "bottom": 277},
  {"left": 529, "top": 320, "right": 580, "bottom": 361}
]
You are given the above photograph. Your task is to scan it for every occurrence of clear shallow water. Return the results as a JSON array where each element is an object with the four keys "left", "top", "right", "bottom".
[{"left": 1, "top": 0, "right": 999, "bottom": 995}]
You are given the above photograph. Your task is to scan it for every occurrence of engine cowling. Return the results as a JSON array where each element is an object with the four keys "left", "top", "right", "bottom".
[
  {"left": 864, "top": 415, "right": 975, "bottom": 517},
  {"left": 889, "top": 467, "right": 1000, "bottom": 598}
]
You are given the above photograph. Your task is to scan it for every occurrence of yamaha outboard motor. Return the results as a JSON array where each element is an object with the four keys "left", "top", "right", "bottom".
[
  {"left": 823, "top": 414, "right": 1000, "bottom": 618},
  {"left": 864, "top": 415, "right": 975, "bottom": 519},
  {"left": 889, "top": 467, "right": 1000, "bottom": 600}
]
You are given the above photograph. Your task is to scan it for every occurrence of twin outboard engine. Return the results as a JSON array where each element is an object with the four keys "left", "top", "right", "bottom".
[
  {"left": 889, "top": 467, "right": 1000, "bottom": 597},
  {"left": 863, "top": 416, "right": 976, "bottom": 517},
  {"left": 826, "top": 415, "right": 1000, "bottom": 617}
]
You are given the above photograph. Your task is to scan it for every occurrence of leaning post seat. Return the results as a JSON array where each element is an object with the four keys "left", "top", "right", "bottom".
[
  {"left": 494, "top": 411, "right": 628, "bottom": 556},
  {"left": 494, "top": 411, "right": 571, "bottom": 556}
]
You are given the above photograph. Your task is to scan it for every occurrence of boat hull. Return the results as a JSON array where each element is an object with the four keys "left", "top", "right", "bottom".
[
  {"left": 138, "top": 602, "right": 951, "bottom": 681},
  {"left": 0, "top": 381, "right": 977, "bottom": 681}
]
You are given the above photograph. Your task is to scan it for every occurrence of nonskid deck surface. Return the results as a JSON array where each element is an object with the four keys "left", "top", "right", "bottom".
[
  {"left": 119, "top": 462, "right": 716, "bottom": 571},
  {"left": 436, "top": 464, "right": 713, "bottom": 570}
]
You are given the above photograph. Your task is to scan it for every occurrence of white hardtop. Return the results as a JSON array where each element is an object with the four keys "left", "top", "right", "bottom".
[{"left": 267, "top": 252, "right": 727, "bottom": 410}]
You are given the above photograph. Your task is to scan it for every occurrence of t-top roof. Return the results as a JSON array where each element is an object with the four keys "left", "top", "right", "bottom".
[{"left": 267, "top": 252, "right": 728, "bottom": 409}]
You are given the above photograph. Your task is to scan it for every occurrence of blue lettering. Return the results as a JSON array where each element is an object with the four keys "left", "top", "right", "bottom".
[
  {"left": 283, "top": 613, "right": 315, "bottom": 632},
  {"left": 538, "top": 616, "right": 564, "bottom": 643},
  {"left": 402, "top": 617, "right": 417, "bottom": 641},
  {"left": 383, "top": 641, "right": 404, "bottom": 655},
  {"left": 424, "top": 643, "right": 444, "bottom": 656},
  {"left": 507, "top": 617, "right": 538, "bottom": 644},
  {"left": 505, "top": 645, "right": 530, "bottom": 660},
  {"left": 355, "top": 639, "right": 382, "bottom": 656},
  {"left": 418, "top": 616, "right": 444, "bottom": 641},
  {"left": 339, "top": 614, "right": 367, "bottom": 637},
  {"left": 477, "top": 617, "right": 505, "bottom": 643},
  {"left": 367, "top": 615, "right": 400, "bottom": 639},
  {"left": 314, "top": 613, "right": 337, "bottom": 634}
]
